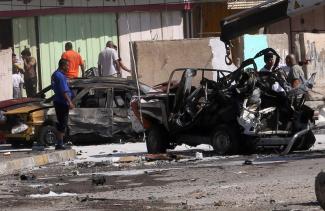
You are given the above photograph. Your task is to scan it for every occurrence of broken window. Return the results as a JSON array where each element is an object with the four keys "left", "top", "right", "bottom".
[
  {"left": 112, "top": 89, "right": 132, "bottom": 108},
  {"left": 77, "top": 88, "right": 109, "bottom": 108}
]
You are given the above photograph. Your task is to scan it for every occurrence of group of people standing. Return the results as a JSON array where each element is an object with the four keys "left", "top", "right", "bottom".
[
  {"left": 260, "top": 52, "right": 306, "bottom": 89},
  {"left": 12, "top": 49, "right": 37, "bottom": 98},
  {"left": 12, "top": 40, "right": 129, "bottom": 99},
  {"left": 51, "top": 40, "right": 127, "bottom": 150}
]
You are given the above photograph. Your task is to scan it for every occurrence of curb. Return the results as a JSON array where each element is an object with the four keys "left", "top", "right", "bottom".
[{"left": 0, "top": 149, "right": 76, "bottom": 175}]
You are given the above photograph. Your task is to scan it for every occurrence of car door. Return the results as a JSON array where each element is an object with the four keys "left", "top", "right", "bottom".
[
  {"left": 110, "top": 88, "right": 133, "bottom": 134},
  {"left": 69, "top": 88, "right": 114, "bottom": 137}
]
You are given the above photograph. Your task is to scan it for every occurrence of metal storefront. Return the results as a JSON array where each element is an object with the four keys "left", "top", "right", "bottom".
[
  {"left": 118, "top": 10, "right": 184, "bottom": 72},
  {"left": 38, "top": 13, "right": 118, "bottom": 88},
  {"left": 12, "top": 17, "right": 37, "bottom": 59}
]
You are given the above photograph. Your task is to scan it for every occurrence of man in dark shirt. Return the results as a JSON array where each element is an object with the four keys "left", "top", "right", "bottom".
[
  {"left": 286, "top": 54, "right": 305, "bottom": 88},
  {"left": 259, "top": 52, "right": 274, "bottom": 72},
  {"left": 21, "top": 48, "right": 37, "bottom": 97},
  {"left": 51, "top": 59, "right": 75, "bottom": 150}
]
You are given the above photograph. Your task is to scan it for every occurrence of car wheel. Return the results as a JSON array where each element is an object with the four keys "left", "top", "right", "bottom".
[
  {"left": 211, "top": 125, "right": 239, "bottom": 155},
  {"left": 38, "top": 126, "right": 57, "bottom": 146},
  {"left": 294, "top": 131, "right": 316, "bottom": 151},
  {"left": 146, "top": 125, "right": 168, "bottom": 154},
  {"left": 300, "top": 131, "right": 316, "bottom": 150},
  {"left": 315, "top": 171, "right": 325, "bottom": 210}
]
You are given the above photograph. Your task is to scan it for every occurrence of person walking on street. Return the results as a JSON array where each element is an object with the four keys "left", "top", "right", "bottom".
[
  {"left": 61, "top": 42, "right": 85, "bottom": 79},
  {"left": 286, "top": 54, "right": 306, "bottom": 88},
  {"left": 21, "top": 48, "right": 37, "bottom": 97},
  {"left": 98, "top": 41, "right": 121, "bottom": 77},
  {"left": 51, "top": 59, "right": 75, "bottom": 150}
]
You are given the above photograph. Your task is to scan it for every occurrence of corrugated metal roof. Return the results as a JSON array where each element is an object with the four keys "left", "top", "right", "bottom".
[{"left": 227, "top": 0, "right": 267, "bottom": 9}]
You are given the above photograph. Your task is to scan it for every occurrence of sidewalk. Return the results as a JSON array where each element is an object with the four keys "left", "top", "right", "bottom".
[{"left": 0, "top": 145, "right": 76, "bottom": 175}]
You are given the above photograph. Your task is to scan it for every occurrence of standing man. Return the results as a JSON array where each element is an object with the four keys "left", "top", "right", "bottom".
[
  {"left": 98, "top": 41, "right": 121, "bottom": 77},
  {"left": 286, "top": 54, "right": 306, "bottom": 88},
  {"left": 61, "top": 42, "right": 85, "bottom": 79},
  {"left": 21, "top": 48, "right": 37, "bottom": 97},
  {"left": 113, "top": 45, "right": 131, "bottom": 73},
  {"left": 260, "top": 52, "right": 274, "bottom": 72},
  {"left": 12, "top": 68, "right": 24, "bottom": 99},
  {"left": 51, "top": 59, "right": 74, "bottom": 150}
]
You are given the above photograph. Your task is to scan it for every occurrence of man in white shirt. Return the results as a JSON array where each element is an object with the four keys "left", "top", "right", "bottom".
[
  {"left": 98, "top": 41, "right": 121, "bottom": 77},
  {"left": 12, "top": 69, "right": 24, "bottom": 99}
]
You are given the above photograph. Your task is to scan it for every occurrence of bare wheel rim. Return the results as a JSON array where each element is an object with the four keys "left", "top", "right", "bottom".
[{"left": 46, "top": 130, "right": 56, "bottom": 145}]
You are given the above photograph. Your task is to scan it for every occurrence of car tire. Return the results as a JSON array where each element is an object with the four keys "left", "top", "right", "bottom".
[
  {"left": 299, "top": 131, "right": 316, "bottom": 150},
  {"left": 38, "top": 125, "right": 57, "bottom": 146},
  {"left": 146, "top": 125, "right": 168, "bottom": 154},
  {"left": 211, "top": 124, "right": 239, "bottom": 155},
  {"left": 294, "top": 131, "right": 316, "bottom": 151},
  {"left": 315, "top": 171, "right": 325, "bottom": 210}
]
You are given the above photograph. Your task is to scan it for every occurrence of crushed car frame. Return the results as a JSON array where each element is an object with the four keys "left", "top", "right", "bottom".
[
  {"left": 134, "top": 48, "right": 317, "bottom": 155},
  {"left": 3, "top": 76, "right": 152, "bottom": 146}
]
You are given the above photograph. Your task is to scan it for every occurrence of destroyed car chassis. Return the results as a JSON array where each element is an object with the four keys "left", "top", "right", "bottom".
[{"left": 137, "top": 48, "right": 317, "bottom": 155}]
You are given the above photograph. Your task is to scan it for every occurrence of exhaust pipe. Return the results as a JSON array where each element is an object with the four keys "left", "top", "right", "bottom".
[{"left": 281, "top": 123, "right": 313, "bottom": 156}]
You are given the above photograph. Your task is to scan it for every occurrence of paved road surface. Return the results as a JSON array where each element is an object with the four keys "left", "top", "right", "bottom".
[{"left": 0, "top": 135, "right": 325, "bottom": 210}]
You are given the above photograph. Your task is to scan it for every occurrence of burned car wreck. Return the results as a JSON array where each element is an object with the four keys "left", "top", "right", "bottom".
[
  {"left": 45, "top": 76, "right": 152, "bottom": 143},
  {"left": 135, "top": 48, "right": 317, "bottom": 155},
  {"left": 3, "top": 74, "right": 153, "bottom": 146}
]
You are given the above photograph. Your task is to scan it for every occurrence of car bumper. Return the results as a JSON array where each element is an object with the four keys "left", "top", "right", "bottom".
[{"left": 4, "top": 126, "right": 36, "bottom": 142}]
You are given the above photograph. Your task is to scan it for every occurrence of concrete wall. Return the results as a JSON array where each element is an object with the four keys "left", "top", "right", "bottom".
[
  {"left": 0, "top": 49, "right": 13, "bottom": 101},
  {"left": 132, "top": 38, "right": 236, "bottom": 86},
  {"left": 299, "top": 33, "right": 325, "bottom": 100},
  {"left": 118, "top": 10, "right": 184, "bottom": 78},
  {"left": 235, "top": 34, "right": 289, "bottom": 69},
  {"left": 267, "top": 5, "right": 325, "bottom": 51}
]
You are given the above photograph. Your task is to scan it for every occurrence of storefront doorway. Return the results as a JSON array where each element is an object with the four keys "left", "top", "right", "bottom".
[{"left": 0, "top": 19, "right": 13, "bottom": 50}]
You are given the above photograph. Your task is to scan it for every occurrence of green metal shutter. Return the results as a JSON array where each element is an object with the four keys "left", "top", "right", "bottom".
[
  {"left": 39, "top": 13, "right": 117, "bottom": 88},
  {"left": 12, "top": 17, "right": 38, "bottom": 96},
  {"left": 12, "top": 17, "right": 37, "bottom": 59}
]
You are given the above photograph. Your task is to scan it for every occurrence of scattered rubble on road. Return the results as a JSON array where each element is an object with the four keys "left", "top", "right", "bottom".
[{"left": 0, "top": 136, "right": 324, "bottom": 210}]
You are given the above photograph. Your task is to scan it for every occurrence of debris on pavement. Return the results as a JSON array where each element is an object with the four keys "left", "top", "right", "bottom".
[
  {"left": 92, "top": 175, "right": 106, "bottom": 186},
  {"left": 113, "top": 156, "right": 141, "bottom": 163},
  {"left": 243, "top": 160, "right": 253, "bottom": 165},
  {"left": 20, "top": 174, "right": 36, "bottom": 181},
  {"left": 71, "top": 170, "right": 79, "bottom": 176},
  {"left": 29, "top": 191, "right": 77, "bottom": 198},
  {"left": 3, "top": 152, "right": 11, "bottom": 156},
  {"left": 144, "top": 153, "right": 178, "bottom": 162},
  {"left": 195, "top": 152, "right": 204, "bottom": 160}
]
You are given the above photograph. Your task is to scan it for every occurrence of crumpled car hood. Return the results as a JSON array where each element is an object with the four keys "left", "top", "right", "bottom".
[
  {"left": 5, "top": 104, "right": 43, "bottom": 115},
  {"left": 0, "top": 98, "right": 42, "bottom": 111}
]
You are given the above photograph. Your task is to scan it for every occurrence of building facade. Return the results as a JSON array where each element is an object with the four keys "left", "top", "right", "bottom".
[
  {"left": 0, "top": 0, "right": 248, "bottom": 90},
  {"left": 0, "top": 0, "right": 190, "bottom": 89}
]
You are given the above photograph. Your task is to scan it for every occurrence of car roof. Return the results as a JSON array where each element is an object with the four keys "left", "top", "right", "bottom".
[{"left": 69, "top": 77, "right": 137, "bottom": 88}]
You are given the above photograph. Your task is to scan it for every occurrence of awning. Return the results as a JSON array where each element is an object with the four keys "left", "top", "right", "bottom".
[
  {"left": 227, "top": 0, "right": 268, "bottom": 9},
  {"left": 221, "top": 0, "right": 288, "bottom": 43}
]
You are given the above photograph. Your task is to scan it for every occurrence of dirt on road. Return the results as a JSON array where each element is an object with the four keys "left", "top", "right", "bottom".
[{"left": 0, "top": 145, "right": 324, "bottom": 211}]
